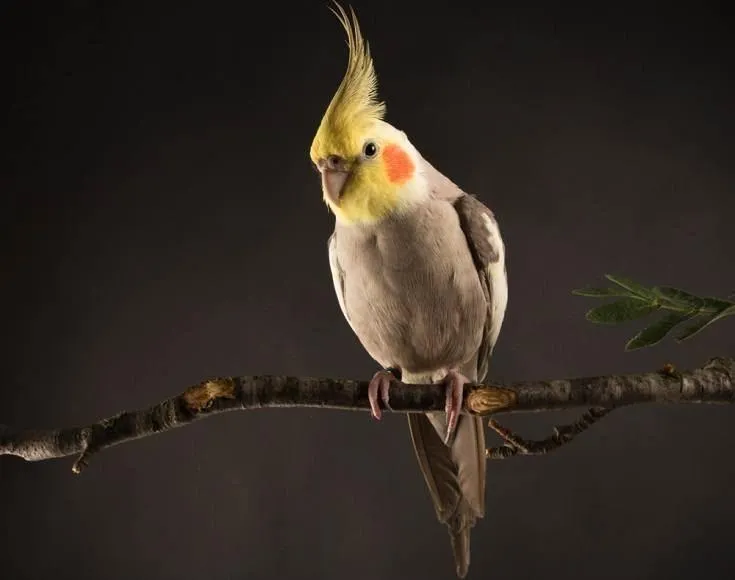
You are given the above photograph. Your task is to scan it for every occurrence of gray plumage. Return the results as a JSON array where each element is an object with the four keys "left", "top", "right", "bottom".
[{"left": 328, "top": 158, "right": 507, "bottom": 577}]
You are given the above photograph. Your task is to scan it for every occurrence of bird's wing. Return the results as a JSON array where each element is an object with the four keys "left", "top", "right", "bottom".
[
  {"left": 328, "top": 231, "right": 349, "bottom": 320},
  {"left": 451, "top": 193, "right": 508, "bottom": 383},
  {"left": 328, "top": 230, "right": 358, "bottom": 335}
]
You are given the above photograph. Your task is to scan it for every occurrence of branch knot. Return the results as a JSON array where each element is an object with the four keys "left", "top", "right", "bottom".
[{"left": 466, "top": 386, "right": 517, "bottom": 415}]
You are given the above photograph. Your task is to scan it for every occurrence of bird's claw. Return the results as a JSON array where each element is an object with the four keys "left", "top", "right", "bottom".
[
  {"left": 368, "top": 370, "right": 395, "bottom": 420},
  {"left": 443, "top": 369, "right": 469, "bottom": 444}
]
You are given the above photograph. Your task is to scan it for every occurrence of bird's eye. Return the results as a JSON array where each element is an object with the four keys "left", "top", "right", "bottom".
[{"left": 363, "top": 140, "right": 378, "bottom": 159}]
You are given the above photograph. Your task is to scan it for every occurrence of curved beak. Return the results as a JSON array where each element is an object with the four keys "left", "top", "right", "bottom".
[
  {"left": 317, "top": 155, "right": 351, "bottom": 206},
  {"left": 321, "top": 169, "right": 349, "bottom": 206}
]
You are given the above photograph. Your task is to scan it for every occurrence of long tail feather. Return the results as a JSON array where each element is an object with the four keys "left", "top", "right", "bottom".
[{"left": 408, "top": 412, "right": 486, "bottom": 577}]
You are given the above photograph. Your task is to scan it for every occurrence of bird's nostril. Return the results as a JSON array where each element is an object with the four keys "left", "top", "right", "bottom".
[{"left": 327, "top": 155, "right": 342, "bottom": 169}]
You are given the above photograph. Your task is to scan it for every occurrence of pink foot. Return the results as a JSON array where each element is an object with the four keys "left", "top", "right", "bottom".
[
  {"left": 368, "top": 369, "right": 395, "bottom": 420},
  {"left": 443, "top": 370, "right": 471, "bottom": 444}
]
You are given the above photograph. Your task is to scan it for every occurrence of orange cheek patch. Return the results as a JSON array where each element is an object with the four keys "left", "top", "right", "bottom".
[{"left": 383, "top": 143, "right": 414, "bottom": 184}]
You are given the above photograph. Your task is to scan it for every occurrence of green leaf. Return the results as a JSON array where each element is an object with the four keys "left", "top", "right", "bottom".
[
  {"left": 652, "top": 286, "right": 704, "bottom": 309},
  {"left": 676, "top": 304, "right": 735, "bottom": 341},
  {"left": 572, "top": 286, "right": 632, "bottom": 297},
  {"left": 585, "top": 298, "right": 659, "bottom": 325},
  {"left": 625, "top": 310, "right": 697, "bottom": 350},
  {"left": 604, "top": 274, "right": 657, "bottom": 300},
  {"left": 701, "top": 296, "right": 735, "bottom": 310}
]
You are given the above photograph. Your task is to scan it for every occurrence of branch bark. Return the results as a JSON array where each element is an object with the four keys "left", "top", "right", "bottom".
[{"left": 1, "top": 356, "right": 732, "bottom": 473}]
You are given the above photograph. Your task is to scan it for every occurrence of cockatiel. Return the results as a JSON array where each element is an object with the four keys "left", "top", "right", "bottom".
[{"left": 310, "top": 3, "right": 508, "bottom": 577}]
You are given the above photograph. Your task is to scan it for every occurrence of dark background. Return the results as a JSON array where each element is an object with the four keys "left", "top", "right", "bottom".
[{"left": 2, "top": 1, "right": 734, "bottom": 579}]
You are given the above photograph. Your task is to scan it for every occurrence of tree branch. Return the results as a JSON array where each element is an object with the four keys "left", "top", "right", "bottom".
[{"left": 1, "top": 356, "right": 732, "bottom": 473}]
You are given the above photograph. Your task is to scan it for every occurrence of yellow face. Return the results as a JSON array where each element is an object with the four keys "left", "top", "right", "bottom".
[
  {"left": 311, "top": 122, "right": 419, "bottom": 224},
  {"left": 310, "top": 3, "right": 422, "bottom": 225}
]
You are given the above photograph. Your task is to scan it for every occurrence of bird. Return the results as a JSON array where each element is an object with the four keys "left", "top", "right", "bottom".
[{"left": 309, "top": 3, "right": 508, "bottom": 577}]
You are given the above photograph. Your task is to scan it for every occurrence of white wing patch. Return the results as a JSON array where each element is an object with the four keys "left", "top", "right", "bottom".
[
  {"left": 481, "top": 212, "right": 508, "bottom": 350},
  {"left": 328, "top": 233, "right": 357, "bottom": 333}
]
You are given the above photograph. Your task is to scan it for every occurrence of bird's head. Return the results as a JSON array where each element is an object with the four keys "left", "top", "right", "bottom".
[{"left": 310, "top": 2, "right": 427, "bottom": 226}]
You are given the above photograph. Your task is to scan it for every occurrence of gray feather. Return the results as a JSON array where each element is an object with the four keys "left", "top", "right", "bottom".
[
  {"left": 408, "top": 412, "right": 484, "bottom": 578},
  {"left": 451, "top": 193, "right": 508, "bottom": 382}
]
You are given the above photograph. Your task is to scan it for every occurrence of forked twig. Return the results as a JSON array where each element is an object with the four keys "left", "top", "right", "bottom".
[{"left": 485, "top": 407, "right": 613, "bottom": 459}]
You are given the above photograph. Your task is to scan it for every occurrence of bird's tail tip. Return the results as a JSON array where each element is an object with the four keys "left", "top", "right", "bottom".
[{"left": 449, "top": 525, "right": 471, "bottom": 578}]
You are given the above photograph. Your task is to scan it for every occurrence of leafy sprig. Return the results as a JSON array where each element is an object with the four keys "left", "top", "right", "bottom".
[{"left": 573, "top": 275, "right": 735, "bottom": 350}]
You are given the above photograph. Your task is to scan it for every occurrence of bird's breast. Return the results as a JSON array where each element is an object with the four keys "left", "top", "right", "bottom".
[{"left": 336, "top": 201, "right": 486, "bottom": 374}]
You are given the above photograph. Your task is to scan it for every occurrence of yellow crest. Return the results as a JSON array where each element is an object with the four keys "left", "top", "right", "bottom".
[{"left": 310, "top": 2, "right": 386, "bottom": 162}]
